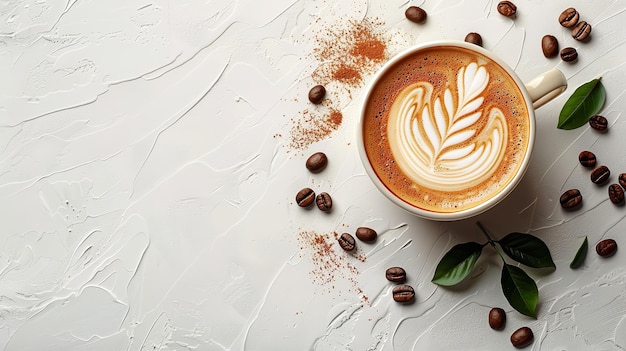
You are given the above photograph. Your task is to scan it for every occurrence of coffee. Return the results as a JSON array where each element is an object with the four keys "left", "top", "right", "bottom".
[{"left": 362, "top": 45, "right": 531, "bottom": 213}]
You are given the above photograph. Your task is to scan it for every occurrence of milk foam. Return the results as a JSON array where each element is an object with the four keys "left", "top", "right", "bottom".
[{"left": 387, "top": 62, "right": 508, "bottom": 192}]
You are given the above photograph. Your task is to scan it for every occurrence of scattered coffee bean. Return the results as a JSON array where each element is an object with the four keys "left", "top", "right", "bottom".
[
  {"left": 619, "top": 173, "right": 626, "bottom": 190},
  {"left": 405, "top": 6, "right": 427, "bottom": 24},
  {"left": 559, "top": 7, "right": 579, "bottom": 28},
  {"left": 591, "top": 165, "right": 611, "bottom": 185},
  {"left": 385, "top": 267, "right": 407, "bottom": 283},
  {"left": 578, "top": 151, "right": 597, "bottom": 168},
  {"left": 338, "top": 232, "right": 356, "bottom": 251},
  {"left": 497, "top": 1, "right": 517, "bottom": 17},
  {"left": 572, "top": 20, "right": 592, "bottom": 41},
  {"left": 356, "top": 227, "right": 377, "bottom": 242},
  {"left": 392, "top": 285, "right": 415, "bottom": 303},
  {"left": 316, "top": 192, "right": 332, "bottom": 212},
  {"left": 541, "top": 35, "right": 559, "bottom": 58},
  {"left": 296, "top": 188, "right": 315, "bottom": 207},
  {"left": 589, "top": 115, "right": 608, "bottom": 131},
  {"left": 306, "top": 152, "right": 328, "bottom": 173},
  {"left": 609, "top": 184, "right": 625, "bottom": 204},
  {"left": 596, "top": 238, "right": 617, "bottom": 258},
  {"left": 560, "top": 189, "right": 582, "bottom": 209},
  {"left": 488, "top": 307, "right": 506, "bottom": 330},
  {"left": 510, "top": 327, "right": 534, "bottom": 348},
  {"left": 560, "top": 47, "right": 578, "bottom": 62},
  {"left": 464, "top": 32, "right": 483, "bottom": 46},
  {"left": 308, "top": 85, "right": 326, "bottom": 104}
]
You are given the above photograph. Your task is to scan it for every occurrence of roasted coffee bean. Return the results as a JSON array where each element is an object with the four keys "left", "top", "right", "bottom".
[
  {"left": 497, "top": 1, "right": 517, "bottom": 17},
  {"left": 296, "top": 188, "right": 315, "bottom": 207},
  {"left": 464, "top": 32, "right": 483, "bottom": 47},
  {"left": 338, "top": 233, "right": 356, "bottom": 251},
  {"left": 385, "top": 267, "right": 407, "bottom": 283},
  {"left": 591, "top": 165, "right": 611, "bottom": 185},
  {"left": 578, "top": 151, "right": 597, "bottom": 168},
  {"left": 560, "top": 47, "right": 578, "bottom": 62},
  {"left": 596, "top": 238, "right": 617, "bottom": 257},
  {"left": 308, "top": 85, "right": 326, "bottom": 104},
  {"left": 559, "top": 7, "right": 579, "bottom": 28},
  {"left": 541, "top": 35, "right": 559, "bottom": 58},
  {"left": 609, "top": 184, "right": 624, "bottom": 204},
  {"left": 572, "top": 21, "right": 592, "bottom": 41},
  {"left": 510, "top": 327, "right": 534, "bottom": 348},
  {"left": 392, "top": 285, "right": 415, "bottom": 303},
  {"left": 405, "top": 6, "right": 427, "bottom": 24},
  {"left": 316, "top": 192, "right": 332, "bottom": 212},
  {"left": 306, "top": 152, "right": 328, "bottom": 173},
  {"left": 489, "top": 307, "right": 506, "bottom": 330},
  {"left": 589, "top": 115, "right": 608, "bottom": 131},
  {"left": 560, "top": 189, "right": 582, "bottom": 209},
  {"left": 619, "top": 173, "right": 626, "bottom": 190},
  {"left": 355, "top": 227, "right": 377, "bottom": 242}
]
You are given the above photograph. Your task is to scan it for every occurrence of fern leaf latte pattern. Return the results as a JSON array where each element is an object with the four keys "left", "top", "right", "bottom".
[
  {"left": 387, "top": 62, "right": 508, "bottom": 191},
  {"left": 361, "top": 45, "right": 531, "bottom": 213}
]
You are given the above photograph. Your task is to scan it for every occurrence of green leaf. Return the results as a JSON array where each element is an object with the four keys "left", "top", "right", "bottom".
[
  {"left": 570, "top": 236, "right": 588, "bottom": 269},
  {"left": 432, "top": 242, "right": 484, "bottom": 286},
  {"left": 498, "top": 232, "right": 556, "bottom": 269},
  {"left": 558, "top": 78, "right": 606, "bottom": 130},
  {"left": 501, "top": 264, "right": 538, "bottom": 318}
]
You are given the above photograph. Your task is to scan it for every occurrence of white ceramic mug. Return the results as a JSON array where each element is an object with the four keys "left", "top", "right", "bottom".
[{"left": 358, "top": 40, "right": 567, "bottom": 221}]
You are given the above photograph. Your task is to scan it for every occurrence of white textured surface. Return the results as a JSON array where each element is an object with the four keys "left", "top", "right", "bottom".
[{"left": 1, "top": 0, "right": 626, "bottom": 350}]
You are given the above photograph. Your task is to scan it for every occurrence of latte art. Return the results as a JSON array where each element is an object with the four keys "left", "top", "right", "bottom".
[
  {"left": 387, "top": 62, "right": 508, "bottom": 191},
  {"left": 362, "top": 45, "right": 530, "bottom": 213}
]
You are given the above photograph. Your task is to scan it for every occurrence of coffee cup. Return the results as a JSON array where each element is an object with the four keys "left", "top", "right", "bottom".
[{"left": 358, "top": 40, "right": 567, "bottom": 221}]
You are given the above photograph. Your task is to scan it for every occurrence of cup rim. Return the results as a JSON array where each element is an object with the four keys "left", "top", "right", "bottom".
[{"left": 357, "top": 40, "right": 537, "bottom": 221}]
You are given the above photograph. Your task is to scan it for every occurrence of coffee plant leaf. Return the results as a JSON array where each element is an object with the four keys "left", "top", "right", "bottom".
[
  {"left": 498, "top": 232, "right": 556, "bottom": 269},
  {"left": 432, "top": 242, "right": 484, "bottom": 286},
  {"left": 570, "top": 236, "right": 588, "bottom": 269},
  {"left": 501, "top": 264, "right": 538, "bottom": 318},
  {"left": 558, "top": 78, "right": 605, "bottom": 130}
]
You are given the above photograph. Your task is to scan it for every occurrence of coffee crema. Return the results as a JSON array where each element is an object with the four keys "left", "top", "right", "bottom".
[{"left": 363, "top": 45, "right": 530, "bottom": 213}]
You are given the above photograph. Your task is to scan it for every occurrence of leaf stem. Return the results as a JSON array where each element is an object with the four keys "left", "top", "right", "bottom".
[{"left": 476, "top": 222, "right": 506, "bottom": 262}]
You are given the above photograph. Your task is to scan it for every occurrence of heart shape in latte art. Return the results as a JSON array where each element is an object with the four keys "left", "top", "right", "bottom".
[{"left": 387, "top": 62, "right": 508, "bottom": 192}]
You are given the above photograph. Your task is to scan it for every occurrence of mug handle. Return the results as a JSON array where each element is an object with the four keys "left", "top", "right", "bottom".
[{"left": 525, "top": 69, "right": 568, "bottom": 109}]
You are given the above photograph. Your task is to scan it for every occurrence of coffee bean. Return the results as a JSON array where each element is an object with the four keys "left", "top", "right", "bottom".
[
  {"left": 559, "top": 7, "right": 579, "bottom": 28},
  {"left": 578, "top": 151, "right": 597, "bottom": 168},
  {"left": 306, "top": 152, "right": 328, "bottom": 173},
  {"left": 596, "top": 238, "right": 617, "bottom": 257},
  {"left": 541, "top": 35, "right": 559, "bottom": 58},
  {"left": 619, "top": 173, "right": 626, "bottom": 190},
  {"left": 589, "top": 115, "right": 608, "bottom": 131},
  {"left": 488, "top": 307, "right": 506, "bottom": 330},
  {"left": 510, "top": 327, "right": 534, "bottom": 348},
  {"left": 316, "top": 192, "right": 332, "bottom": 212},
  {"left": 405, "top": 6, "right": 427, "bottom": 24},
  {"left": 497, "top": 1, "right": 517, "bottom": 17},
  {"left": 338, "top": 233, "right": 356, "bottom": 251},
  {"left": 464, "top": 32, "right": 483, "bottom": 47},
  {"left": 560, "top": 189, "right": 582, "bottom": 209},
  {"left": 609, "top": 184, "right": 625, "bottom": 204},
  {"left": 560, "top": 47, "right": 578, "bottom": 62},
  {"left": 572, "top": 21, "right": 592, "bottom": 41},
  {"left": 591, "top": 165, "right": 611, "bottom": 185},
  {"left": 355, "top": 227, "right": 377, "bottom": 242},
  {"left": 308, "top": 85, "right": 326, "bottom": 104},
  {"left": 392, "top": 285, "right": 415, "bottom": 303},
  {"left": 385, "top": 267, "right": 407, "bottom": 283},
  {"left": 296, "top": 188, "right": 315, "bottom": 207}
]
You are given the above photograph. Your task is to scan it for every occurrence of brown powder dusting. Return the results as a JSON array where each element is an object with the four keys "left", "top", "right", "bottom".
[
  {"left": 312, "top": 19, "right": 388, "bottom": 87},
  {"left": 289, "top": 108, "right": 343, "bottom": 150},
  {"left": 286, "top": 18, "right": 389, "bottom": 151},
  {"left": 297, "top": 230, "right": 368, "bottom": 302}
]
